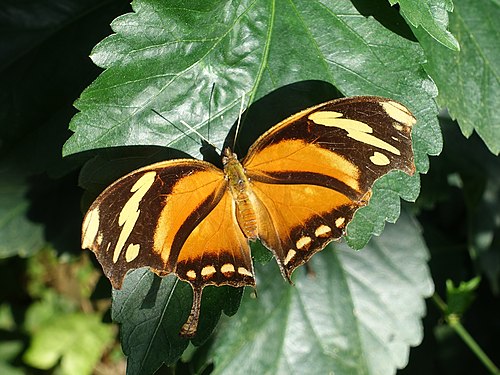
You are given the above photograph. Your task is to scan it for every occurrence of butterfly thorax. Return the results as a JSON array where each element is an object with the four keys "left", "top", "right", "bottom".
[{"left": 222, "top": 148, "right": 258, "bottom": 240}]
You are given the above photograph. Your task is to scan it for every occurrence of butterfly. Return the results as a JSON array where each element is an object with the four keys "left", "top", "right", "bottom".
[{"left": 81, "top": 96, "right": 416, "bottom": 337}]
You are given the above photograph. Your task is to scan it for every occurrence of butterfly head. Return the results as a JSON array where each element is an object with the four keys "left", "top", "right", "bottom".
[{"left": 222, "top": 147, "right": 238, "bottom": 166}]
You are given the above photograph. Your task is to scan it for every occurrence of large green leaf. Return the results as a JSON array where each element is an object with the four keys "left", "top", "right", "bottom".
[
  {"left": 65, "top": 0, "right": 440, "bottom": 245},
  {"left": 63, "top": 1, "right": 441, "bottom": 370},
  {"left": 210, "top": 211, "right": 433, "bottom": 375},
  {"left": 415, "top": 0, "right": 500, "bottom": 155}
]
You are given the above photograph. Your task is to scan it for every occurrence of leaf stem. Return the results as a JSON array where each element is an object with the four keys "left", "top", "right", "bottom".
[{"left": 432, "top": 293, "right": 500, "bottom": 375}]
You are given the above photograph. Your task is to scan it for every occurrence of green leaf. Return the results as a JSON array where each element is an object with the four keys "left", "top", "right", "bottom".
[
  {"left": 209, "top": 211, "right": 433, "bottom": 374},
  {"left": 23, "top": 313, "right": 114, "bottom": 375},
  {"left": 446, "top": 277, "right": 481, "bottom": 317},
  {"left": 65, "top": 1, "right": 441, "bottom": 368},
  {"left": 0, "top": 305, "right": 24, "bottom": 375},
  {"left": 112, "top": 270, "right": 242, "bottom": 374},
  {"left": 23, "top": 290, "right": 76, "bottom": 333},
  {"left": 415, "top": 0, "right": 500, "bottom": 155},
  {"left": 112, "top": 271, "right": 189, "bottom": 374},
  {"left": 390, "top": 0, "right": 459, "bottom": 50},
  {"left": 0, "top": 318, "right": 24, "bottom": 375},
  {"left": 346, "top": 170, "right": 421, "bottom": 249},
  {"left": 64, "top": 0, "right": 437, "bottom": 158},
  {"left": 0, "top": 169, "right": 45, "bottom": 258}
]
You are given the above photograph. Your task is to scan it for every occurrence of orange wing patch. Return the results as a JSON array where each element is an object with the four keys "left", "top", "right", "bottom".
[
  {"left": 176, "top": 189, "right": 254, "bottom": 287},
  {"left": 244, "top": 139, "right": 362, "bottom": 196},
  {"left": 153, "top": 167, "right": 227, "bottom": 267},
  {"left": 251, "top": 180, "right": 365, "bottom": 279}
]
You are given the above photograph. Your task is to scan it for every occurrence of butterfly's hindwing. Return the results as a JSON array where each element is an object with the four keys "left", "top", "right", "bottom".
[
  {"left": 250, "top": 180, "right": 369, "bottom": 278},
  {"left": 175, "top": 189, "right": 255, "bottom": 288}
]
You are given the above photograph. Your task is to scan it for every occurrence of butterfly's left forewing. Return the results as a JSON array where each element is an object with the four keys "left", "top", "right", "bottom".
[{"left": 243, "top": 96, "right": 416, "bottom": 278}]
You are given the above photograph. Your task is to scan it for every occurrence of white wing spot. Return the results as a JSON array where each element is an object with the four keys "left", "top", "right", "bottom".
[
  {"left": 82, "top": 207, "right": 100, "bottom": 250},
  {"left": 238, "top": 267, "right": 253, "bottom": 277},
  {"left": 335, "top": 217, "right": 346, "bottom": 228},
  {"left": 221, "top": 263, "right": 235, "bottom": 274},
  {"left": 381, "top": 101, "right": 416, "bottom": 127},
  {"left": 284, "top": 249, "right": 296, "bottom": 265},
  {"left": 309, "top": 111, "right": 401, "bottom": 155},
  {"left": 96, "top": 233, "right": 103, "bottom": 246},
  {"left": 186, "top": 270, "right": 197, "bottom": 280},
  {"left": 296, "top": 236, "right": 312, "bottom": 250},
  {"left": 125, "top": 243, "right": 140, "bottom": 262},
  {"left": 315, "top": 224, "right": 332, "bottom": 237},
  {"left": 370, "top": 151, "right": 390, "bottom": 166},
  {"left": 393, "top": 123, "right": 404, "bottom": 131},
  {"left": 201, "top": 265, "right": 216, "bottom": 277}
]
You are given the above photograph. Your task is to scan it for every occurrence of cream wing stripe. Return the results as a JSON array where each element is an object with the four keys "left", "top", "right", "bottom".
[
  {"left": 381, "top": 101, "right": 416, "bottom": 127},
  {"left": 82, "top": 207, "right": 100, "bottom": 249},
  {"left": 113, "top": 172, "right": 156, "bottom": 263},
  {"left": 308, "top": 111, "right": 401, "bottom": 155}
]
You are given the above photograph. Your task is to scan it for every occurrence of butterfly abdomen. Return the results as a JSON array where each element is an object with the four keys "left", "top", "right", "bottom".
[
  {"left": 234, "top": 195, "right": 258, "bottom": 239},
  {"left": 223, "top": 149, "right": 259, "bottom": 240}
]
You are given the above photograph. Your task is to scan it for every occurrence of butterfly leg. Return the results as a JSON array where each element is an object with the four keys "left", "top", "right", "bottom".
[{"left": 180, "top": 285, "right": 203, "bottom": 338}]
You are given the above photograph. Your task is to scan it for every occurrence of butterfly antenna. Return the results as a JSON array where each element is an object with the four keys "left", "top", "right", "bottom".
[
  {"left": 232, "top": 92, "right": 246, "bottom": 151},
  {"left": 152, "top": 109, "right": 221, "bottom": 153},
  {"left": 208, "top": 83, "right": 216, "bottom": 142}
]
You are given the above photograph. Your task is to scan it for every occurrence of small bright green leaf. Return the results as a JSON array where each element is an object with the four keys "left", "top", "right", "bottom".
[
  {"left": 0, "top": 304, "right": 16, "bottom": 330},
  {"left": 210, "top": 211, "right": 433, "bottom": 375},
  {"left": 390, "top": 0, "right": 459, "bottom": 50},
  {"left": 0, "top": 341, "right": 23, "bottom": 362},
  {"left": 0, "top": 362, "right": 24, "bottom": 375},
  {"left": 0, "top": 169, "right": 44, "bottom": 258},
  {"left": 23, "top": 291, "right": 75, "bottom": 333},
  {"left": 0, "top": 334, "right": 23, "bottom": 375},
  {"left": 415, "top": 0, "right": 500, "bottom": 155},
  {"left": 446, "top": 277, "right": 481, "bottom": 317},
  {"left": 23, "top": 313, "right": 114, "bottom": 375}
]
